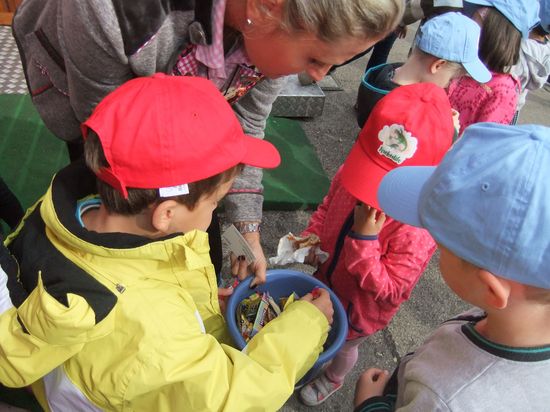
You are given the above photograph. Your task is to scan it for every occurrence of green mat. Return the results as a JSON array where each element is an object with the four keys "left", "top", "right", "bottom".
[
  {"left": 263, "top": 117, "right": 329, "bottom": 210},
  {"left": 0, "top": 94, "right": 329, "bottom": 211}
]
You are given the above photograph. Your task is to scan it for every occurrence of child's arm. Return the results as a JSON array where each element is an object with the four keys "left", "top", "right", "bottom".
[
  {"left": 125, "top": 299, "right": 330, "bottom": 411},
  {"left": 344, "top": 218, "right": 435, "bottom": 304},
  {"left": 302, "top": 167, "right": 343, "bottom": 238},
  {"left": 0, "top": 247, "right": 114, "bottom": 387}
]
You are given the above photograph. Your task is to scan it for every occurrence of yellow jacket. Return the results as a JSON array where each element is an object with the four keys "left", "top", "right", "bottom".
[{"left": 0, "top": 162, "right": 329, "bottom": 411}]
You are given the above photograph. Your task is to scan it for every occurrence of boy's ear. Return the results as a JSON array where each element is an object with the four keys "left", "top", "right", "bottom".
[
  {"left": 430, "top": 58, "right": 448, "bottom": 74},
  {"left": 151, "top": 200, "right": 184, "bottom": 233},
  {"left": 477, "top": 270, "right": 512, "bottom": 310}
]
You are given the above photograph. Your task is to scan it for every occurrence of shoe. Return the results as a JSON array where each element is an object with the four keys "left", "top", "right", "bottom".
[{"left": 299, "top": 373, "right": 343, "bottom": 406}]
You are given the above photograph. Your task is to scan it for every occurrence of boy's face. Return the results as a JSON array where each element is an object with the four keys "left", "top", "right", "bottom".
[
  {"left": 438, "top": 244, "right": 479, "bottom": 303},
  {"left": 430, "top": 61, "right": 465, "bottom": 88},
  {"left": 167, "top": 177, "right": 236, "bottom": 234}
]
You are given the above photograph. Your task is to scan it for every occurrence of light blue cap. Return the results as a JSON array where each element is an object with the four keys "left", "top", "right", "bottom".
[
  {"left": 540, "top": 0, "right": 550, "bottom": 33},
  {"left": 464, "top": 0, "right": 540, "bottom": 38},
  {"left": 378, "top": 123, "right": 550, "bottom": 289},
  {"left": 415, "top": 12, "right": 491, "bottom": 83}
]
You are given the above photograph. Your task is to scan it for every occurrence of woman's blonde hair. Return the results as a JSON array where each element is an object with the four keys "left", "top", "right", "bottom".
[{"left": 277, "top": 0, "right": 404, "bottom": 42}]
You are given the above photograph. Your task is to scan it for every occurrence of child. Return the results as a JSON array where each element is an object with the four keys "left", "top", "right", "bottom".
[
  {"left": 298, "top": 82, "right": 455, "bottom": 406},
  {"left": 0, "top": 74, "right": 334, "bottom": 411},
  {"left": 448, "top": 0, "right": 540, "bottom": 134},
  {"left": 355, "top": 122, "right": 550, "bottom": 411},
  {"left": 511, "top": 4, "right": 550, "bottom": 122},
  {"left": 356, "top": 12, "right": 490, "bottom": 128}
]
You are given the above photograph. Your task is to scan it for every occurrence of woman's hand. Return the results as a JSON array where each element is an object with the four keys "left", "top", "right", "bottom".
[
  {"left": 354, "top": 368, "right": 390, "bottom": 406},
  {"left": 230, "top": 231, "right": 267, "bottom": 287},
  {"left": 352, "top": 203, "right": 386, "bottom": 237}
]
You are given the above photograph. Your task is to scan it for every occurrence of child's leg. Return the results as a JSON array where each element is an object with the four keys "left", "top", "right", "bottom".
[
  {"left": 299, "top": 337, "right": 366, "bottom": 406},
  {"left": 324, "top": 337, "right": 366, "bottom": 383}
]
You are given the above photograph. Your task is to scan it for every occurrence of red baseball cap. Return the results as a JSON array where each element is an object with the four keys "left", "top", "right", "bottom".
[
  {"left": 340, "top": 83, "right": 454, "bottom": 209},
  {"left": 82, "top": 74, "right": 281, "bottom": 198}
]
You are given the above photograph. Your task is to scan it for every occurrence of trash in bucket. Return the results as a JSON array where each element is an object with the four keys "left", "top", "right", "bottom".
[{"left": 226, "top": 269, "right": 348, "bottom": 387}]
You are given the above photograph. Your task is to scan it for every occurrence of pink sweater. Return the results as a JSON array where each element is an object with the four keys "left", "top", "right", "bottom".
[
  {"left": 302, "top": 168, "right": 436, "bottom": 340},
  {"left": 448, "top": 72, "right": 521, "bottom": 135}
]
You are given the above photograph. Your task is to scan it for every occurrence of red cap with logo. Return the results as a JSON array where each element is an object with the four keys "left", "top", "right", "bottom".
[
  {"left": 82, "top": 73, "right": 281, "bottom": 198},
  {"left": 341, "top": 83, "right": 454, "bottom": 209}
]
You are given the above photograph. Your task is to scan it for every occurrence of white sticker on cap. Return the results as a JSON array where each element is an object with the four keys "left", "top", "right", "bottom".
[
  {"left": 378, "top": 124, "right": 418, "bottom": 164},
  {"left": 159, "top": 184, "right": 189, "bottom": 197}
]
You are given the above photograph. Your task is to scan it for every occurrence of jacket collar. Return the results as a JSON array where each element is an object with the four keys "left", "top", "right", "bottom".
[{"left": 40, "top": 161, "right": 213, "bottom": 277}]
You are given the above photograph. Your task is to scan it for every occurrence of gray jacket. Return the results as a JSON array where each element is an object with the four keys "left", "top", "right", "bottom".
[
  {"left": 13, "top": 0, "right": 285, "bottom": 222},
  {"left": 511, "top": 38, "right": 550, "bottom": 111}
]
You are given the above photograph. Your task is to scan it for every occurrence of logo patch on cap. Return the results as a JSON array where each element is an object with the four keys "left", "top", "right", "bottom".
[
  {"left": 159, "top": 184, "right": 190, "bottom": 197},
  {"left": 377, "top": 124, "right": 418, "bottom": 164}
]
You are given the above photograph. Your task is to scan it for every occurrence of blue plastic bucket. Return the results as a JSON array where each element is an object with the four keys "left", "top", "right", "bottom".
[{"left": 225, "top": 269, "right": 348, "bottom": 386}]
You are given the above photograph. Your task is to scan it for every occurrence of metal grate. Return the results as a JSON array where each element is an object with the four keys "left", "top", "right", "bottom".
[{"left": 0, "top": 25, "right": 28, "bottom": 94}]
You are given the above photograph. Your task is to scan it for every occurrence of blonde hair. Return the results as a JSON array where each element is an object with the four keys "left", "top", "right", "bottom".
[
  {"left": 523, "top": 284, "right": 550, "bottom": 305},
  {"left": 411, "top": 47, "right": 465, "bottom": 78},
  {"left": 277, "top": 0, "right": 404, "bottom": 41}
]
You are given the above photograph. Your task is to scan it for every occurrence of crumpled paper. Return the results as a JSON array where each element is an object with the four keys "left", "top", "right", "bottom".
[{"left": 268, "top": 233, "right": 330, "bottom": 265}]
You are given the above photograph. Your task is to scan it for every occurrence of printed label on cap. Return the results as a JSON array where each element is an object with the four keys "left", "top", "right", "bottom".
[
  {"left": 377, "top": 124, "right": 418, "bottom": 164},
  {"left": 159, "top": 184, "right": 190, "bottom": 197}
]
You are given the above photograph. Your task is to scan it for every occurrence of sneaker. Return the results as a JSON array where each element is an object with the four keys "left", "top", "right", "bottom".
[{"left": 299, "top": 373, "right": 343, "bottom": 406}]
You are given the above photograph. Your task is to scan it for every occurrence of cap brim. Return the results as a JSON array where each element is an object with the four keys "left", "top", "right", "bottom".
[
  {"left": 340, "top": 142, "right": 388, "bottom": 209},
  {"left": 463, "top": 0, "right": 492, "bottom": 6},
  {"left": 463, "top": 59, "right": 492, "bottom": 84},
  {"left": 377, "top": 166, "right": 436, "bottom": 227},
  {"left": 241, "top": 135, "right": 281, "bottom": 169}
]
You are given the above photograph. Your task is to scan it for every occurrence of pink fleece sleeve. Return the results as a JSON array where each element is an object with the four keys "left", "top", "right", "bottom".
[{"left": 343, "top": 228, "right": 436, "bottom": 304}]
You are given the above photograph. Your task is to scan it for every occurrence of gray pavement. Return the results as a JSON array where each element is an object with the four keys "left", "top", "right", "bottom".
[{"left": 255, "top": 28, "right": 550, "bottom": 411}]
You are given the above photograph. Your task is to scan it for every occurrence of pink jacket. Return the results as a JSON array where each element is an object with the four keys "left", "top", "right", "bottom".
[
  {"left": 448, "top": 73, "right": 521, "bottom": 135},
  {"left": 302, "top": 168, "right": 436, "bottom": 340}
]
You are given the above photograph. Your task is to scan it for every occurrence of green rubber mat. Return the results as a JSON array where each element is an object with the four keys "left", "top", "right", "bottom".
[
  {"left": 0, "top": 94, "right": 69, "bottom": 210},
  {"left": 263, "top": 117, "right": 329, "bottom": 210},
  {"left": 0, "top": 94, "right": 328, "bottom": 211}
]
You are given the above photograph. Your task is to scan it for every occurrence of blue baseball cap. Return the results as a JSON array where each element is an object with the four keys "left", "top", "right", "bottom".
[
  {"left": 464, "top": 0, "right": 540, "bottom": 38},
  {"left": 415, "top": 12, "right": 491, "bottom": 83},
  {"left": 540, "top": 0, "right": 550, "bottom": 33},
  {"left": 377, "top": 123, "right": 550, "bottom": 289}
]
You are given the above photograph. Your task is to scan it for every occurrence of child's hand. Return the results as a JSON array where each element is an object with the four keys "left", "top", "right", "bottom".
[
  {"left": 303, "top": 246, "right": 321, "bottom": 267},
  {"left": 352, "top": 203, "right": 386, "bottom": 236},
  {"left": 354, "top": 368, "right": 390, "bottom": 406},
  {"left": 217, "top": 286, "right": 234, "bottom": 315},
  {"left": 451, "top": 109, "right": 460, "bottom": 133},
  {"left": 301, "top": 288, "right": 334, "bottom": 324}
]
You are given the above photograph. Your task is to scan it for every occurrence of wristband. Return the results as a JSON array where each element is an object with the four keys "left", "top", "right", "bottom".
[{"left": 234, "top": 222, "right": 261, "bottom": 234}]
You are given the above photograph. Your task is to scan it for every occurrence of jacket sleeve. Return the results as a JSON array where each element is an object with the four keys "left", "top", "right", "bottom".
[
  {"left": 224, "top": 77, "right": 286, "bottom": 223},
  {"left": 301, "top": 169, "right": 342, "bottom": 237},
  {"left": 343, "top": 228, "right": 435, "bottom": 304},
  {"left": 354, "top": 386, "right": 449, "bottom": 412},
  {"left": 127, "top": 301, "right": 329, "bottom": 411},
  {"left": 0, "top": 271, "right": 114, "bottom": 387}
]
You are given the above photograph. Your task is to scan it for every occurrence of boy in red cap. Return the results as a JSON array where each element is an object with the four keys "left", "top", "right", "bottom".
[
  {"left": 299, "top": 82, "right": 454, "bottom": 406},
  {"left": 0, "top": 74, "right": 333, "bottom": 411}
]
